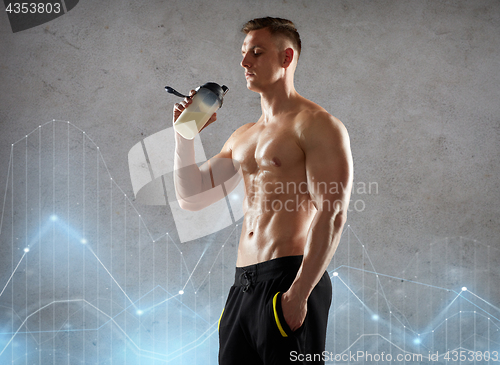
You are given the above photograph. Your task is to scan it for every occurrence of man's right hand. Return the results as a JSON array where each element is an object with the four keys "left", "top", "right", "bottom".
[{"left": 172, "top": 89, "right": 217, "bottom": 132}]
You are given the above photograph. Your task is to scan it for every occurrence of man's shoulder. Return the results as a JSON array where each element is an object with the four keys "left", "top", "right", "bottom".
[
  {"left": 294, "top": 100, "right": 347, "bottom": 142},
  {"left": 230, "top": 122, "right": 256, "bottom": 140},
  {"left": 221, "top": 122, "right": 256, "bottom": 152}
]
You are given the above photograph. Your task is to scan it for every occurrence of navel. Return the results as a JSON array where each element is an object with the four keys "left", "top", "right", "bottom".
[{"left": 271, "top": 157, "right": 282, "bottom": 167}]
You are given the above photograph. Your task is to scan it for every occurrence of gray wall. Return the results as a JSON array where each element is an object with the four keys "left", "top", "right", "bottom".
[{"left": 0, "top": 0, "right": 499, "bottom": 364}]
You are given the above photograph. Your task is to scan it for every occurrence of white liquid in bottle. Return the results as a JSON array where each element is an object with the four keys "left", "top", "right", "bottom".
[
  {"left": 170, "top": 84, "right": 227, "bottom": 140},
  {"left": 174, "top": 111, "right": 211, "bottom": 140}
]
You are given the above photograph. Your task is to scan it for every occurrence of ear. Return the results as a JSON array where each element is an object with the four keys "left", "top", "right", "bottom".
[{"left": 282, "top": 48, "right": 294, "bottom": 68}]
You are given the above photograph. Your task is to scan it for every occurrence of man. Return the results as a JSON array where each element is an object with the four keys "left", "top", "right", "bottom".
[{"left": 172, "top": 17, "right": 353, "bottom": 364}]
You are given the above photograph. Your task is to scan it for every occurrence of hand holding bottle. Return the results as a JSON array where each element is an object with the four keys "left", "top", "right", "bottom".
[
  {"left": 167, "top": 82, "right": 228, "bottom": 140},
  {"left": 172, "top": 90, "right": 217, "bottom": 135}
]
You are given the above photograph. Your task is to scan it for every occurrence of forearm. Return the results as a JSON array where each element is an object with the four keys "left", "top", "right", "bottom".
[
  {"left": 173, "top": 132, "right": 212, "bottom": 207},
  {"left": 289, "top": 208, "right": 346, "bottom": 301}
]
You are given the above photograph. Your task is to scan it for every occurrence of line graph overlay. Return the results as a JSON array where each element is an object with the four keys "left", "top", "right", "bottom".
[
  {"left": 0, "top": 120, "right": 233, "bottom": 365},
  {"left": 328, "top": 227, "right": 500, "bottom": 363}
]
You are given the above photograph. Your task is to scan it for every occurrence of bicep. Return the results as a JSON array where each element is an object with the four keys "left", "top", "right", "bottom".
[{"left": 303, "top": 117, "right": 353, "bottom": 214}]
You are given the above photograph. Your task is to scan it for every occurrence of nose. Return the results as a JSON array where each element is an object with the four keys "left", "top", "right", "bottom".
[{"left": 241, "top": 53, "right": 251, "bottom": 69}]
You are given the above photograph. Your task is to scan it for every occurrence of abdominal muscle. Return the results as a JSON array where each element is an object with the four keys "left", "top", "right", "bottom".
[{"left": 236, "top": 184, "right": 316, "bottom": 267}]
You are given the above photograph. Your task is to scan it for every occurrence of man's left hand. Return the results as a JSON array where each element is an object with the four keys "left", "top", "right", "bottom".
[{"left": 281, "top": 290, "right": 307, "bottom": 331}]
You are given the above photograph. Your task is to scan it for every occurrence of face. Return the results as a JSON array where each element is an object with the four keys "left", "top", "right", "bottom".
[{"left": 241, "top": 28, "right": 284, "bottom": 92}]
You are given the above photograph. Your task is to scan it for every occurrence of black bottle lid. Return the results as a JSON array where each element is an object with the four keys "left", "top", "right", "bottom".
[
  {"left": 165, "top": 82, "right": 229, "bottom": 107},
  {"left": 198, "top": 82, "right": 229, "bottom": 107}
]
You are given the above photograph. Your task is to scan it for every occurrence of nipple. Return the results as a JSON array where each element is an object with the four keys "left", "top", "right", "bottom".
[{"left": 271, "top": 157, "right": 282, "bottom": 167}]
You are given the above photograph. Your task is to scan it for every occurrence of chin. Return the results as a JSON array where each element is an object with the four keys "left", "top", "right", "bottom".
[{"left": 246, "top": 82, "right": 262, "bottom": 93}]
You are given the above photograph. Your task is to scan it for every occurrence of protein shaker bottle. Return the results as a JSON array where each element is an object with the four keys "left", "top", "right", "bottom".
[{"left": 166, "top": 82, "right": 229, "bottom": 140}]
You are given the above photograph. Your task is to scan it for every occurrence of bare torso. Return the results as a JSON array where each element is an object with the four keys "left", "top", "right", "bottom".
[{"left": 231, "top": 100, "right": 327, "bottom": 266}]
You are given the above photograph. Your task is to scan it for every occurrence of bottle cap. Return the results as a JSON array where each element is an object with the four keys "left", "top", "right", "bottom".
[{"left": 198, "top": 82, "right": 229, "bottom": 107}]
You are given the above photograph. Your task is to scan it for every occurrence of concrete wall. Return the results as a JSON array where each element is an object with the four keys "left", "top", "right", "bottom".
[{"left": 0, "top": 0, "right": 499, "bottom": 363}]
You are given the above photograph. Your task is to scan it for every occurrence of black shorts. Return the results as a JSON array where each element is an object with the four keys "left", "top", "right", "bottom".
[{"left": 218, "top": 255, "right": 332, "bottom": 364}]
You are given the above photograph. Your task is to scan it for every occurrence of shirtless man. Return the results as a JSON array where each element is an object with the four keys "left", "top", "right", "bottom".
[{"left": 172, "top": 17, "right": 353, "bottom": 365}]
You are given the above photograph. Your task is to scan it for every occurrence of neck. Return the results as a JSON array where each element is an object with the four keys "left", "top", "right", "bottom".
[{"left": 259, "top": 78, "right": 298, "bottom": 120}]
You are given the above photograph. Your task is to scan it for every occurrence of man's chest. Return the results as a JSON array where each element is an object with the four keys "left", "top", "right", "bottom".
[{"left": 232, "top": 121, "right": 305, "bottom": 175}]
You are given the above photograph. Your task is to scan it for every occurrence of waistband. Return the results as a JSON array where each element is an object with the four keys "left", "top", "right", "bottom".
[{"left": 233, "top": 255, "right": 303, "bottom": 288}]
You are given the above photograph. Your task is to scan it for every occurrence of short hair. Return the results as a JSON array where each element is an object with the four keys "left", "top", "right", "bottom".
[{"left": 241, "top": 17, "right": 301, "bottom": 58}]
